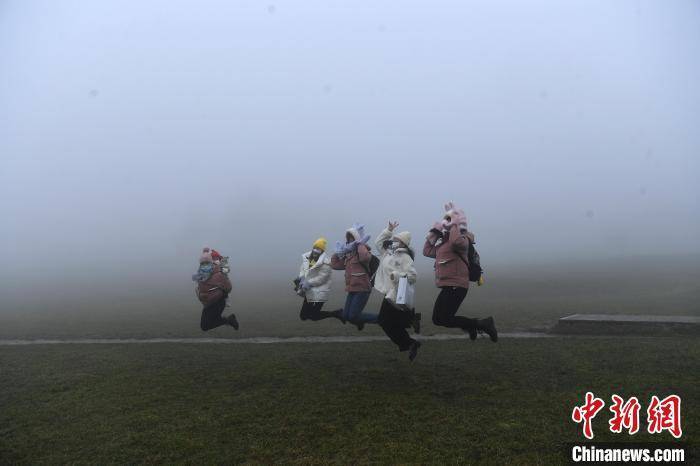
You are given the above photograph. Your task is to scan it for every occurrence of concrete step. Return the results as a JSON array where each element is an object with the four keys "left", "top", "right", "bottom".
[{"left": 554, "top": 314, "right": 700, "bottom": 336}]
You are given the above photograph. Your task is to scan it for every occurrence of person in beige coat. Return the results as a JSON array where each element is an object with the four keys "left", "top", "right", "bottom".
[{"left": 374, "top": 221, "right": 422, "bottom": 361}]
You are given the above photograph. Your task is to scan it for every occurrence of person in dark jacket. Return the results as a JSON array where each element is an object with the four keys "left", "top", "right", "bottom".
[
  {"left": 192, "top": 248, "right": 239, "bottom": 331},
  {"left": 423, "top": 203, "right": 497, "bottom": 342}
]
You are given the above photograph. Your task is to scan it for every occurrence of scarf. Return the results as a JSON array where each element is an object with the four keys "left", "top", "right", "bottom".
[{"left": 192, "top": 263, "right": 214, "bottom": 282}]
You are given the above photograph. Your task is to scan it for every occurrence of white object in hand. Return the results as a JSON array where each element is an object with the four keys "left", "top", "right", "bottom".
[{"left": 395, "top": 276, "right": 415, "bottom": 309}]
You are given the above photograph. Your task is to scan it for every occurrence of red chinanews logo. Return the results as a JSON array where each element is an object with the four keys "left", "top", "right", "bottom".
[{"left": 572, "top": 393, "right": 682, "bottom": 439}]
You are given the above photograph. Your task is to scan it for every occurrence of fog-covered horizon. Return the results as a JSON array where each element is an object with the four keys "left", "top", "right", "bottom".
[{"left": 1, "top": 0, "right": 699, "bottom": 289}]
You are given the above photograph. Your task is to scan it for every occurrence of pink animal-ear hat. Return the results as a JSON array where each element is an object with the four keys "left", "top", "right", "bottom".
[{"left": 442, "top": 201, "right": 467, "bottom": 230}]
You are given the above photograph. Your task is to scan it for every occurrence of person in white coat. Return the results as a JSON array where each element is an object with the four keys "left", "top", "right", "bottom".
[
  {"left": 295, "top": 237, "right": 343, "bottom": 322},
  {"left": 374, "top": 221, "right": 422, "bottom": 361}
]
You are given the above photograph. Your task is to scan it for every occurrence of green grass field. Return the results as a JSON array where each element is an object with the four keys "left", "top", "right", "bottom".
[
  {"left": 1, "top": 337, "right": 697, "bottom": 464},
  {"left": 1, "top": 257, "right": 698, "bottom": 464}
]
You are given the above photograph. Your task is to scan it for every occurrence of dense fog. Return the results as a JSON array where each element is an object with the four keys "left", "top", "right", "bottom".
[{"left": 1, "top": 0, "right": 698, "bottom": 305}]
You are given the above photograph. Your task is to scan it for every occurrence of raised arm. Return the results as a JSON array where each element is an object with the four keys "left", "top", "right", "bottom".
[
  {"left": 423, "top": 239, "right": 437, "bottom": 258},
  {"left": 423, "top": 222, "right": 443, "bottom": 258},
  {"left": 356, "top": 243, "right": 371, "bottom": 265},
  {"left": 375, "top": 228, "right": 393, "bottom": 254},
  {"left": 330, "top": 253, "right": 346, "bottom": 270},
  {"left": 447, "top": 224, "right": 469, "bottom": 253}
]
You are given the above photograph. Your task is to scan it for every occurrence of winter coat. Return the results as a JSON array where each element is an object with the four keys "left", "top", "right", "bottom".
[
  {"left": 374, "top": 228, "right": 417, "bottom": 303},
  {"left": 330, "top": 243, "right": 372, "bottom": 292},
  {"left": 195, "top": 265, "right": 232, "bottom": 305},
  {"left": 299, "top": 251, "right": 333, "bottom": 303},
  {"left": 423, "top": 224, "right": 471, "bottom": 289}
]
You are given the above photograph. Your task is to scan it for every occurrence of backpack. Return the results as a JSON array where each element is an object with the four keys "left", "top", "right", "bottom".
[
  {"left": 467, "top": 242, "right": 483, "bottom": 283},
  {"left": 457, "top": 242, "right": 484, "bottom": 283},
  {"left": 359, "top": 253, "right": 381, "bottom": 286}
]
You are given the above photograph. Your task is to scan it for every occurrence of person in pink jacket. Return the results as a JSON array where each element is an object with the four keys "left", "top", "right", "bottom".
[
  {"left": 423, "top": 203, "right": 497, "bottom": 342},
  {"left": 330, "top": 223, "right": 378, "bottom": 330},
  {"left": 192, "top": 248, "right": 239, "bottom": 331}
]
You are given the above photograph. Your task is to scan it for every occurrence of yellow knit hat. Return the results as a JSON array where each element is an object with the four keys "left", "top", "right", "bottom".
[{"left": 312, "top": 237, "right": 328, "bottom": 251}]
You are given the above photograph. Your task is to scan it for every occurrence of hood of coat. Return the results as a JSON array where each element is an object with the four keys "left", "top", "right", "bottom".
[{"left": 345, "top": 227, "right": 360, "bottom": 242}]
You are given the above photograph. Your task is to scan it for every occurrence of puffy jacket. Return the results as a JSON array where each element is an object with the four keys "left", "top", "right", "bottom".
[
  {"left": 331, "top": 243, "right": 372, "bottom": 292},
  {"left": 374, "top": 228, "right": 417, "bottom": 303},
  {"left": 196, "top": 265, "right": 232, "bottom": 305},
  {"left": 423, "top": 224, "right": 470, "bottom": 289},
  {"left": 299, "top": 251, "right": 332, "bottom": 302}
]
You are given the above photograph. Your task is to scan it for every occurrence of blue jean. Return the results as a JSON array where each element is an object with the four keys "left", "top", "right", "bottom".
[{"left": 343, "top": 291, "right": 377, "bottom": 323}]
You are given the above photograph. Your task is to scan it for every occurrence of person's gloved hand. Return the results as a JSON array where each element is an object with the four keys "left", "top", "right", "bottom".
[
  {"left": 301, "top": 279, "right": 311, "bottom": 291},
  {"left": 357, "top": 234, "right": 371, "bottom": 245},
  {"left": 428, "top": 222, "right": 444, "bottom": 238},
  {"left": 336, "top": 240, "right": 358, "bottom": 255},
  {"left": 351, "top": 222, "right": 366, "bottom": 239}
]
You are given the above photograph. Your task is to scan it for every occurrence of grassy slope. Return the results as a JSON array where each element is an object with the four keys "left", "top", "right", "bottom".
[{"left": 1, "top": 337, "right": 698, "bottom": 464}]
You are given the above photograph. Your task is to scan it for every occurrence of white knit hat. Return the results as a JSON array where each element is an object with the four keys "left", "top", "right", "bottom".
[{"left": 392, "top": 231, "right": 411, "bottom": 247}]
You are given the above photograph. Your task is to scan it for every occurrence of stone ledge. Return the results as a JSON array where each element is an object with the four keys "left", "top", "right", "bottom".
[{"left": 554, "top": 314, "right": 700, "bottom": 336}]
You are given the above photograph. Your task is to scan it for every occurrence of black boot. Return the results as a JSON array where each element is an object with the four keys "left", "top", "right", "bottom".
[
  {"left": 354, "top": 320, "right": 365, "bottom": 331},
  {"left": 463, "top": 319, "right": 478, "bottom": 341},
  {"left": 478, "top": 316, "right": 498, "bottom": 342},
  {"left": 227, "top": 314, "right": 240, "bottom": 330},
  {"left": 411, "top": 313, "right": 422, "bottom": 334},
  {"left": 408, "top": 340, "right": 421, "bottom": 362}
]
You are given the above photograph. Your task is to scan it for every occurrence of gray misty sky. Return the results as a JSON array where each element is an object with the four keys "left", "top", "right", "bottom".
[{"left": 1, "top": 0, "right": 699, "bottom": 285}]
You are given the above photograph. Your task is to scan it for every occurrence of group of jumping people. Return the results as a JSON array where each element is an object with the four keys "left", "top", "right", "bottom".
[{"left": 191, "top": 202, "right": 498, "bottom": 362}]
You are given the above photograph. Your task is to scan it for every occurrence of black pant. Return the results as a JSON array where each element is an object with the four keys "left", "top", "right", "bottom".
[
  {"left": 299, "top": 299, "right": 336, "bottom": 321},
  {"left": 378, "top": 298, "right": 415, "bottom": 351},
  {"left": 432, "top": 287, "right": 477, "bottom": 330},
  {"left": 200, "top": 298, "right": 228, "bottom": 331}
]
